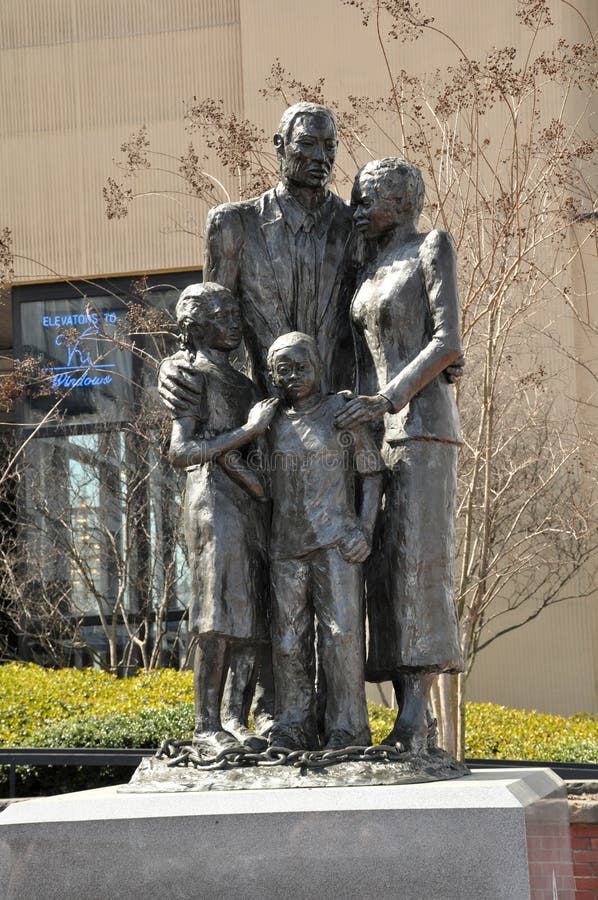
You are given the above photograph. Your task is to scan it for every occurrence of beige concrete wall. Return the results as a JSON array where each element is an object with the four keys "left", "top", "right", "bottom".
[
  {"left": 1, "top": 0, "right": 243, "bottom": 278},
  {"left": 1, "top": 0, "right": 596, "bottom": 713},
  {"left": 4, "top": 0, "right": 595, "bottom": 279}
]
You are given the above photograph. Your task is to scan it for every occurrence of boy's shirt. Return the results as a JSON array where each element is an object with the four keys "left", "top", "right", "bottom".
[{"left": 267, "top": 393, "right": 384, "bottom": 560}]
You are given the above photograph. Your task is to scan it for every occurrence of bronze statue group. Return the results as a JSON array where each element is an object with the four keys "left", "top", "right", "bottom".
[{"left": 159, "top": 103, "right": 464, "bottom": 759}]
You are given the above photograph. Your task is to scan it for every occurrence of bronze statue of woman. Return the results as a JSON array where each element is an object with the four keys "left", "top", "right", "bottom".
[{"left": 336, "top": 158, "right": 464, "bottom": 753}]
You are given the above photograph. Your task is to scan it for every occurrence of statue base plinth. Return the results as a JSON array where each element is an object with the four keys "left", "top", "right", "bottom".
[
  {"left": 120, "top": 747, "right": 469, "bottom": 792},
  {"left": 0, "top": 770, "right": 574, "bottom": 900}
]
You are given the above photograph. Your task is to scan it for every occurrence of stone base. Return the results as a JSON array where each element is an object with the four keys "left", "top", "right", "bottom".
[
  {"left": 0, "top": 769, "right": 574, "bottom": 900},
  {"left": 121, "top": 747, "right": 470, "bottom": 792}
]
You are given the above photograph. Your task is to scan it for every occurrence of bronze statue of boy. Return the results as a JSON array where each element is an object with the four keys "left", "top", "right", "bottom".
[{"left": 265, "top": 332, "right": 383, "bottom": 751}]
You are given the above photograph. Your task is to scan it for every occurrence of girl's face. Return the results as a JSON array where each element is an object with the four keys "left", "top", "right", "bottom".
[{"left": 190, "top": 295, "right": 242, "bottom": 351}]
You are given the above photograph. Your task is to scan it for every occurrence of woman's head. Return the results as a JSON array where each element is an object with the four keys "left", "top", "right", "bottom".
[
  {"left": 176, "top": 282, "right": 242, "bottom": 353},
  {"left": 352, "top": 158, "right": 425, "bottom": 239}
]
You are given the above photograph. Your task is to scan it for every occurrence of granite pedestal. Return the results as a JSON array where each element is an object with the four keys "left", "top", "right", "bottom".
[{"left": 0, "top": 769, "right": 574, "bottom": 900}]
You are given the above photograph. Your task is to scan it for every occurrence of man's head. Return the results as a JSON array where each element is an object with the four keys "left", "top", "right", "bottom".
[
  {"left": 267, "top": 331, "right": 322, "bottom": 402},
  {"left": 273, "top": 103, "right": 338, "bottom": 190},
  {"left": 176, "top": 282, "right": 242, "bottom": 353}
]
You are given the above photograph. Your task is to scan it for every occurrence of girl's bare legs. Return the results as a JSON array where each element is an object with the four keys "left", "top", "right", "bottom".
[{"left": 193, "top": 635, "right": 243, "bottom": 755}]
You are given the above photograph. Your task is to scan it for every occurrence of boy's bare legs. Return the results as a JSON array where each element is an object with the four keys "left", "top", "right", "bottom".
[{"left": 193, "top": 634, "right": 243, "bottom": 755}]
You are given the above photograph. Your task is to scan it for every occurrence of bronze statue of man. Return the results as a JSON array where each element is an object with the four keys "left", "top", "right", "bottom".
[
  {"left": 159, "top": 102, "right": 355, "bottom": 740},
  {"left": 160, "top": 101, "right": 355, "bottom": 404}
]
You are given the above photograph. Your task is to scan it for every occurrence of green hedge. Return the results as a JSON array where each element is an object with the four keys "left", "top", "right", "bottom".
[
  {"left": 1, "top": 663, "right": 596, "bottom": 797},
  {"left": 0, "top": 662, "right": 193, "bottom": 746},
  {"left": 464, "top": 703, "right": 598, "bottom": 763}
]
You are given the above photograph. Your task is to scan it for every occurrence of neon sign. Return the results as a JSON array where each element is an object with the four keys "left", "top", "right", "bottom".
[{"left": 41, "top": 310, "right": 123, "bottom": 392}]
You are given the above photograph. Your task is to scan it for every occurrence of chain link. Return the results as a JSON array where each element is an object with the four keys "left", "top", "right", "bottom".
[{"left": 156, "top": 739, "right": 410, "bottom": 771}]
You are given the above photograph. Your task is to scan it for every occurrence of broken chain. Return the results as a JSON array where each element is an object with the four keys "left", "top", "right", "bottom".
[{"left": 156, "top": 739, "right": 410, "bottom": 771}]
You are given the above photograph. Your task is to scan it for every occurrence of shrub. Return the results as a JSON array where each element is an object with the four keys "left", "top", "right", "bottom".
[
  {"left": 465, "top": 703, "right": 598, "bottom": 763},
  {"left": 28, "top": 704, "right": 195, "bottom": 749},
  {"left": 0, "top": 662, "right": 193, "bottom": 745}
]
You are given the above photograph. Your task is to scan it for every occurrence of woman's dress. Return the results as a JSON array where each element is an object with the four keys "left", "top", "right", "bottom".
[{"left": 350, "top": 230, "right": 463, "bottom": 678}]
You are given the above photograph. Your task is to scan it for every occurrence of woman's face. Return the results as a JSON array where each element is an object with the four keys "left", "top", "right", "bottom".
[{"left": 352, "top": 173, "right": 404, "bottom": 238}]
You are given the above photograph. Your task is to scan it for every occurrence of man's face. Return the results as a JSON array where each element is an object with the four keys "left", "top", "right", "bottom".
[
  {"left": 195, "top": 295, "right": 242, "bottom": 351},
  {"left": 271, "top": 344, "right": 319, "bottom": 402},
  {"left": 278, "top": 114, "right": 338, "bottom": 190}
]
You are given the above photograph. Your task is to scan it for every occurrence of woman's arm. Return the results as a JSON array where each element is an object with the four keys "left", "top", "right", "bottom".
[
  {"left": 336, "top": 230, "right": 462, "bottom": 428},
  {"left": 379, "top": 229, "right": 462, "bottom": 412}
]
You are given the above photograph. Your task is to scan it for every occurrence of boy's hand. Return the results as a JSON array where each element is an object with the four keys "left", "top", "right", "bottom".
[
  {"left": 246, "top": 398, "right": 279, "bottom": 434},
  {"left": 339, "top": 529, "right": 371, "bottom": 564}
]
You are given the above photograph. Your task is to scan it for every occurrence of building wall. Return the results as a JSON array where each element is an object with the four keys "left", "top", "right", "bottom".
[{"left": 1, "top": 0, "right": 596, "bottom": 713}]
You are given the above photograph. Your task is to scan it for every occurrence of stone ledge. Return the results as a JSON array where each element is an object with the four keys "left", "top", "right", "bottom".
[{"left": 0, "top": 770, "right": 572, "bottom": 900}]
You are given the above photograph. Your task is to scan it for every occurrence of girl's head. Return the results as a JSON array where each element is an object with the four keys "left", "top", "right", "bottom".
[{"left": 176, "top": 282, "right": 242, "bottom": 353}]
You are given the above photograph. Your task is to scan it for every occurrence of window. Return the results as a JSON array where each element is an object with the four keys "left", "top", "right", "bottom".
[{"left": 10, "top": 271, "right": 200, "bottom": 670}]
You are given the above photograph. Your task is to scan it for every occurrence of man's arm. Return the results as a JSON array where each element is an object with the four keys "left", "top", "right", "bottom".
[
  {"left": 204, "top": 203, "right": 245, "bottom": 289},
  {"left": 158, "top": 204, "right": 246, "bottom": 413},
  {"left": 158, "top": 351, "right": 205, "bottom": 416}
]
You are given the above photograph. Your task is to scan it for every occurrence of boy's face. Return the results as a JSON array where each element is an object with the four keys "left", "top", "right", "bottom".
[
  {"left": 271, "top": 344, "right": 319, "bottom": 402},
  {"left": 195, "top": 295, "right": 242, "bottom": 351}
]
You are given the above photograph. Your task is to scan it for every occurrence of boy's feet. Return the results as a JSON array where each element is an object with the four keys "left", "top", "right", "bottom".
[
  {"left": 192, "top": 729, "right": 244, "bottom": 758},
  {"left": 267, "top": 724, "right": 311, "bottom": 751},
  {"left": 221, "top": 717, "right": 268, "bottom": 752}
]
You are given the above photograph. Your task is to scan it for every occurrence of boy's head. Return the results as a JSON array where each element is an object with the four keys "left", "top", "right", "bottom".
[
  {"left": 176, "top": 282, "right": 242, "bottom": 353},
  {"left": 267, "top": 332, "right": 322, "bottom": 403}
]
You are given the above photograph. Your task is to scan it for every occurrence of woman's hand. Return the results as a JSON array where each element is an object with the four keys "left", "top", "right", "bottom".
[
  {"left": 245, "top": 398, "right": 279, "bottom": 434},
  {"left": 335, "top": 394, "right": 392, "bottom": 428},
  {"left": 445, "top": 354, "right": 465, "bottom": 384}
]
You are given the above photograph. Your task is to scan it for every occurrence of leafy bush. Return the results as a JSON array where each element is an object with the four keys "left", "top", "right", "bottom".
[
  {"left": 0, "top": 663, "right": 194, "bottom": 797},
  {"left": 368, "top": 701, "right": 395, "bottom": 745},
  {"left": 29, "top": 704, "right": 195, "bottom": 749},
  {"left": 465, "top": 703, "right": 598, "bottom": 763},
  {"left": 0, "top": 662, "right": 193, "bottom": 745}
]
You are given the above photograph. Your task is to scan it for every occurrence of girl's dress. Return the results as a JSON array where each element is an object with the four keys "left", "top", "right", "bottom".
[{"left": 177, "top": 350, "right": 268, "bottom": 641}]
